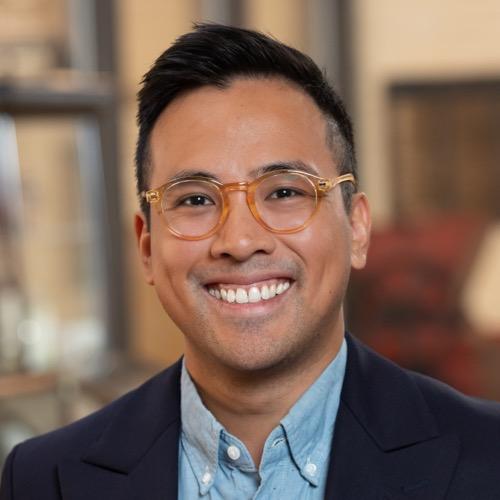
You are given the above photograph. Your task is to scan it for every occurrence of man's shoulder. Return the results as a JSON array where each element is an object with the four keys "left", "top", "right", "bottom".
[
  {"left": 15, "top": 383, "right": 133, "bottom": 465},
  {"left": 409, "top": 365, "right": 500, "bottom": 429},
  {"left": 405, "top": 364, "right": 500, "bottom": 492},
  {"left": 331, "top": 335, "right": 500, "bottom": 498},
  {"left": 2, "top": 360, "right": 183, "bottom": 498},
  {"left": 348, "top": 333, "right": 500, "bottom": 433}
]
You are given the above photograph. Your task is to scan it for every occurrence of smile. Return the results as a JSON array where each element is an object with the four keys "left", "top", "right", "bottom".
[{"left": 207, "top": 280, "right": 291, "bottom": 304}]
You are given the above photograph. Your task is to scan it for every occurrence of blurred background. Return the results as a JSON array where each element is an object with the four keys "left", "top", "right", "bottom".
[{"left": 1, "top": 0, "right": 500, "bottom": 469}]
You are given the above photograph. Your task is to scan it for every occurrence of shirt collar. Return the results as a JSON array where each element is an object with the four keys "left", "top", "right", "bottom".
[
  {"left": 279, "top": 338, "right": 347, "bottom": 486},
  {"left": 180, "top": 337, "right": 347, "bottom": 493},
  {"left": 180, "top": 363, "right": 223, "bottom": 494}
]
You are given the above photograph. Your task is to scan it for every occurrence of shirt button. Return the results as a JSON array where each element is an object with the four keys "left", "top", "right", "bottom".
[
  {"left": 305, "top": 463, "right": 317, "bottom": 477},
  {"left": 227, "top": 445, "right": 241, "bottom": 460},
  {"left": 201, "top": 472, "right": 212, "bottom": 484}
]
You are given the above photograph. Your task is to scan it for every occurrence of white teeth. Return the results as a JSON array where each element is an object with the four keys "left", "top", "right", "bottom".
[
  {"left": 210, "top": 280, "right": 290, "bottom": 304},
  {"left": 248, "top": 286, "right": 261, "bottom": 303},
  {"left": 235, "top": 288, "right": 248, "bottom": 304}
]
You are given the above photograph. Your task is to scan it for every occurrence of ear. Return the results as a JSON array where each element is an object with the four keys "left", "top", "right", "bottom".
[
  {"left": 349, "top": 193, "right": 371, "bottom": 270},
  {"left": 134, "top": 211, "right": 154, "bottom": 285}
]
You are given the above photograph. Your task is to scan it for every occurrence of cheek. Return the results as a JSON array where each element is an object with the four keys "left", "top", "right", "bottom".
[
  {"left": 291, "top": 215, "right": 351, "bottom": 273},
  {"left": 287, "top": 214, "right": 352, "bottom": 306},
  {"left": 149, "top": 235, "right": 203, "bottom": 299}
]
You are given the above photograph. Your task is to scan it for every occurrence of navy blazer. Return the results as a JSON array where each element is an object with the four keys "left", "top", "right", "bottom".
[{"left": 2, "top": 333, "right": 500, "bottom": 499}]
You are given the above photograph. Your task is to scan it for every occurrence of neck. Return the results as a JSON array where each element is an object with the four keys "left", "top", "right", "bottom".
[{"left": 184, "top": 331, "right": 344, "bottom": 467}]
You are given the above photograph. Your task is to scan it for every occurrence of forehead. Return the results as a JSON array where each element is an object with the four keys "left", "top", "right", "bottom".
[{"left": 149, "top": 78, "right": 336, "bottom": 184}]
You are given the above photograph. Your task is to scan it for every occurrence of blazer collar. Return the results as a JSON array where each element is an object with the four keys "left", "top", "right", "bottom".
[
  {"left": 342, "top": 332, "right": 439, "bottom": 451},
  {"left": 57, "top": 334, "right": 460, "bottom": 500},
  {"left": 58, "top": 360, "right": 183, "bottom": 500},
  {"left": 324, "top": 333, "right": 459, "bottom": 500}
]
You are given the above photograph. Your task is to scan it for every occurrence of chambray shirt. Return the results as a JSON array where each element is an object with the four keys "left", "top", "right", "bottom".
[{"left": 178, "top": 338, "right": 347, "bottom": 499}]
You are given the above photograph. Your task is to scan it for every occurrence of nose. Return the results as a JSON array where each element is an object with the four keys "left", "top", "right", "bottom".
[{"left": 210, "top": 192, "right": 276, "bottom": 261}]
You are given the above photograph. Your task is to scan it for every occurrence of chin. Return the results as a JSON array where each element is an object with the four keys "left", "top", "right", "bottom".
[{"left": 212, "top": 341, "right": 307, "bottom": 375}]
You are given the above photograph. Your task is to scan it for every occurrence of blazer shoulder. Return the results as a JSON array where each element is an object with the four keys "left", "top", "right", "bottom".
[
  {"left": 409, "top": 368, "right": 500, "bottom": 426},
  {"left": 408, "top": 368, "right": 500, "bottom": 495},
  {"left": 1, "top": 360, "right": 182, "bottom": 499},
  {"left": 345, "top": 333, "right": 500, "bottom": 447}
]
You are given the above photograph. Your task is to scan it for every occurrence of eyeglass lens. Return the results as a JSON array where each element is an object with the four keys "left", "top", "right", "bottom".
[{"left": 161, "top": 172, "right": 318, "bottom": 237}]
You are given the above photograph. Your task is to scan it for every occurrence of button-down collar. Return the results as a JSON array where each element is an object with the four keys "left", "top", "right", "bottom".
[{"left": 180, "top": 338, "right": 347, "bottom": 495}]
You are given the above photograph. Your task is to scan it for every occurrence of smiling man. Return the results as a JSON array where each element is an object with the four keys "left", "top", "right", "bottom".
[
  {"left": 2, "top": 24, "right": 500, "bottom": 500},
  {"left": 137, "top": 74, "right": 366, "bottom": 487}
]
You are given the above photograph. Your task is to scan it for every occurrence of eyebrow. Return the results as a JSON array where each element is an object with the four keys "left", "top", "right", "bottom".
[
  {"left": 168, "top": 169, "right": 218, "bottom": 182},
  {"left": 166, "top": 160, "right": 320, "bottom": 184},
  {"left": 251, "top": 160, "right": 320, "bottom": 177}
]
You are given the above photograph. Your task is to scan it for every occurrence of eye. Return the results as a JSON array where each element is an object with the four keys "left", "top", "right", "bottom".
[
  {"left": 268, "top": 187, "right": 303, "bottom": 199},
  {"left": 178, "top": 194, "right": 215, "bottom": 207}
]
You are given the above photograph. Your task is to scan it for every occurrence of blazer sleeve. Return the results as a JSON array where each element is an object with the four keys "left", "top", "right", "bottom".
[{"left": 0, "top": 445, "right": 18, "bottom": 500}]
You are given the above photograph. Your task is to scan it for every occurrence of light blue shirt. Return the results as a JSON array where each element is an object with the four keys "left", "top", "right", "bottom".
[{"left": 178, "top": 338, "right": 347, "bottom": 499}]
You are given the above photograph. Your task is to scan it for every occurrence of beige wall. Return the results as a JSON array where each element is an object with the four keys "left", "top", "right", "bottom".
[
  {"left": 353, "top": 0, "right": 500, "bottom": 224},
  {"left": 243, "top": 0, "right": 308, "bottom": 51}
]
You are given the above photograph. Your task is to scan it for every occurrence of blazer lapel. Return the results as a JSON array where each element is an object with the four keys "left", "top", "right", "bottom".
[
  {"left": 58, "top": 360, "right": 182, "bottom": 500},
  {"left": 325, "top": 334, "right": 460, "bottom": 500},
  {"left": 56, "top": 335, "right": 461, "bottom": 499}
]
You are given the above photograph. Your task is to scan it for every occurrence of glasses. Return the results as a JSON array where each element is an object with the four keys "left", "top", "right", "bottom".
[{"left": 142, "top": 169, "right": 356, "bottom": 240}]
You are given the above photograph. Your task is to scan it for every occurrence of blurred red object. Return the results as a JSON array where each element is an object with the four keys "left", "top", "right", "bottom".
[{"left": 349, "top": 213, "right": 489, "bottom": 395}]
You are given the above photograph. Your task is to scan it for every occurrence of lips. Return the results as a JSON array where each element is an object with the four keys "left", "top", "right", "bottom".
[{"left": 207, "top": 280, "right": 291, "bottom": 304}]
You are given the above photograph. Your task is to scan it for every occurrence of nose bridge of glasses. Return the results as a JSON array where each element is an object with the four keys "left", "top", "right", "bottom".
[
  {"left": 220, "top": 181, "right": 253, "bottom": 211},
  {"left": 218, "top": 180, "right": 264, "bottom": 229},
  {"left": 221, "top": 180, "right": 250, "bottom": 194}
]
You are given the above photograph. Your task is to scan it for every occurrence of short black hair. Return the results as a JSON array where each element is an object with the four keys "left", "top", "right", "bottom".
[{"left": 136, "top": 23, "right": 357, "bottom": 220}]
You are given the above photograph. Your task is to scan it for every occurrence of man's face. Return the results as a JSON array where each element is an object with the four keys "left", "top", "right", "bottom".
[{"left": 136, "top": 78, "right": 370, "bottom": 376}]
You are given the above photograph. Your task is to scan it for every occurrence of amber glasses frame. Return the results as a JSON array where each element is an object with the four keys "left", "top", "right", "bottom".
[{"left": 142, "top": 169, "right": 356, "bottom": 240}]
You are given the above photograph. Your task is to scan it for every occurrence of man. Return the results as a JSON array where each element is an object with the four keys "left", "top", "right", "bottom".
[{"left": 1, "top": 23, "right": 500, "bottom": 500}]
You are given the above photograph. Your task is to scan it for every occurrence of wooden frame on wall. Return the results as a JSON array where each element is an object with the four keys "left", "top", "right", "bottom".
[{"left": 389, "top": 79, "right": 500, "bottom": 221}]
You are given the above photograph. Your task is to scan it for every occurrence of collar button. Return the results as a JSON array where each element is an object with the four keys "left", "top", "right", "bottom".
[
  {"left": 201, "top": 472, "right": 212, "bottom": 485},
  {"left": 305, "top": 463, "right": 317, "bottom": 477},
  {"left": 227, "top": 445, "right": 241, "bottom": 460}
]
